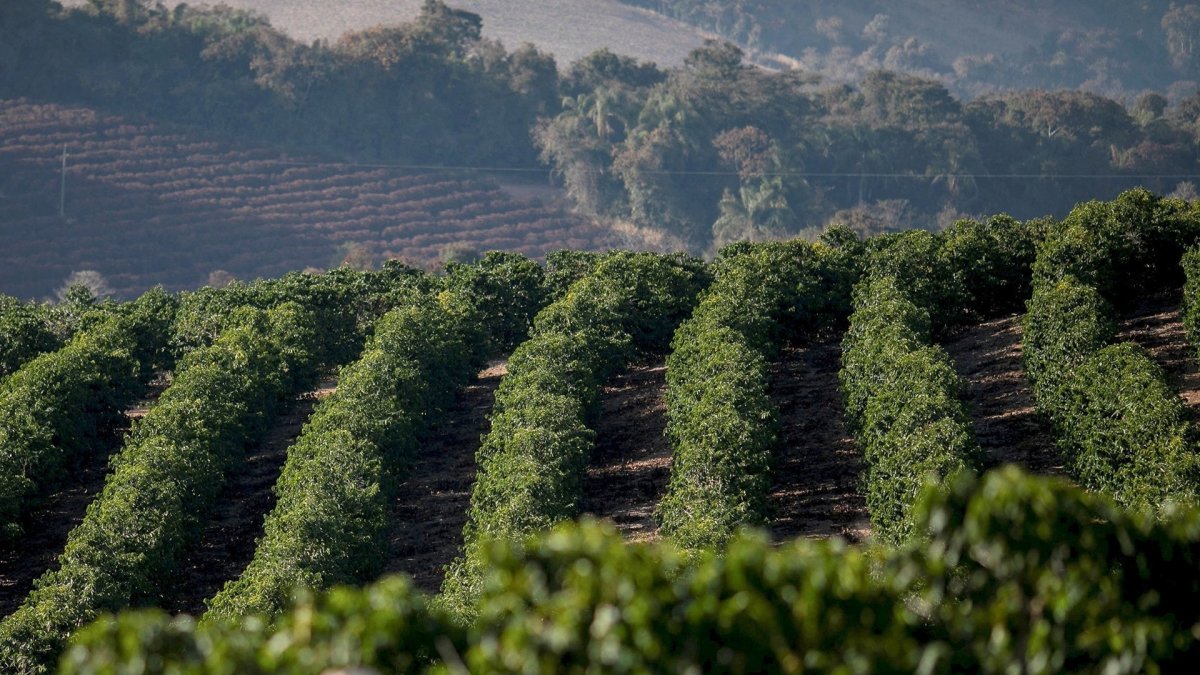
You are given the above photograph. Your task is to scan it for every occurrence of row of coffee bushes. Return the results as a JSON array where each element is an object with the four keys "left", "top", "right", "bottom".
[
  {"left": 60, "top": 467, "right": 1200, "bottom": 673},
  {"left": 0, "top": 295, "right": 63, "bottom": 379},
  {"left": 840, "top": 274, "right": 982, "bottom": 544},
  {"left": 0, "top": 288, "right": 177, "bottom": 541},
  {"left": 170, "top": 262, "right": 436, "bottom": 367},
  {"left": 860, "top": 215, "right": 1041, "bottom": 333},
  {"left": 1023, "top": 193, "right": 1200, "bottom": 512},
  {"left": 1184, "top": 248, "right": 1200, "bottom": 364},
  {"left": 201, "top": 267, "right": 530, "bottom": 620},
  {"left": 1031, "top": 189, "right": 1200, "bottom": 309},
  {"left": 0, "top": 303, "right": 323, "bottom": 674},
  {"left": 656, "top": 239, "right": 858, "bottom": 549},
  {"left": 439, "top": 252, "right": 708, "bottom": 618}
]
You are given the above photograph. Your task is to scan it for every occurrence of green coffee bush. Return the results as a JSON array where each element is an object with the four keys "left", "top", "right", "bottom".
[
  {"left": 62, "top": 577, "right": 452, "bottom": 675},
  {"left": 0, "top": 295, "right": 61, "bottom": 378},
  {"left": 0, "top": 303, "right": 320, "bottom": 674},
  {"left": 1182, "top": 246, "right": 1200, "bottom": 352},
  {"left": 443, "top": 251, "right": 546, "bottom": 355},
  {"left": 1025, "top": 218, "right": 1200, "bottom": 516},
  {"left": 1056, "top": 344, "right": 1198, "bottom": 512},
  {"left": 657, "top": 325, "right": 775, "bottom": 549},
  {"left": 659, "top": 239, "right": 859, "bottom": 550},
  {"left": 840, "top": 275, "right": 980, "bottom": 544},
  {"left": 0, "top": 288, "right": 177, "bottom": 541},
  {"left": 61, "top": 469, "right": 1200, "bottom": 675},
  {"left": 171, "top": 264, "right": 433, "bottom": 366},
  {"left": 1021, "top": 275, "right": 1116, "bottom": 415},
  {"left": 939, "top": 214, "right": 1039, "bottom": 317},
  {"left": 205, "top": 295, "right": 477, "bottom": 621},
  {"left": 909, "top": 466, "right": 1200, "bottom": 673},
  {"left": 440, "top": 252, "right": 706, "bottom": 617}
]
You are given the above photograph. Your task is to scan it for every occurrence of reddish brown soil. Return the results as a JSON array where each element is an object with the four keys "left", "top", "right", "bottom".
[
  {"left": 580, "top": 363, "right": 672, "bottom": 544},
  {"left": 941, "top": 315, "right": 1065, "bottom": 475},
  {"left": 767, "top": 345, "right": 871, "bottom": 543},
  {"left": 0, "top": 426, "right": 126, "bottom": 617},
  {"left": 383, "top": 363, "right": 505, "bottom": 594},
  {"left": 1117, "top": 295, "right": 1200, "bottom": 419},
  {"left": 158, "top": 380, "right": 336, "bottom": 616}
]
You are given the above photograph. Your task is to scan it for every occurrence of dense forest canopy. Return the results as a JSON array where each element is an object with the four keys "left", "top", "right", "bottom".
[
  {"left": 539, "top": 42, "right": 1200, "bottom": 251},
  {"left": 3, "top": 0, "right": 1199, "bottom": 256},
  {"left": 619, "top": 0, "right": 1200, "bottom": 100}
]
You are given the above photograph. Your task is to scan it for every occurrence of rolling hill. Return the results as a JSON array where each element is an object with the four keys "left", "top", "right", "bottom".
[
  {"left": 0, "top": 99, "right": 623, "bottom": 300},
  {"left": 61, "top": 0, "right": 716, "bottom": 68}
]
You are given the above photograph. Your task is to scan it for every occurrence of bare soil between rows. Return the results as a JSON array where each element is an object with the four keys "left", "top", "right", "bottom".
[
  {"left": 940, "top": 315, "right": 1065, "bottom": 476},
  {"left": 767, "top": 344, "right": 871, "bottom": 543},
  {"left": 158, "top": 379, "right": 337, "bottom": 616},
  {"left": 578, "top": 346, "right": 874, "bottom": 546},
  {"left": 1117, "top": 294, "right": 1200, "bottom": 420},
  {"left": 581, "top": 363, "right": 672, "bottom": 544},
  {"left": 382, "top": 362, "right": 505, "bottom": 594}
]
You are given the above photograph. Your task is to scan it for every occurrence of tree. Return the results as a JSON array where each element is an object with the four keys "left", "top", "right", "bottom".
[
  {"left": 54, "top": 270, "right": 113, "bottom": 303},
  {"left": 1163, "top": 4, "right": 1200, "bottom": 72},
  {"left": 683, "top": 40, "right": 746, "bottom": 80}
]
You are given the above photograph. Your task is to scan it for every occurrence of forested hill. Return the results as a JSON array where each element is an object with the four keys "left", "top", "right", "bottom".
[
  {"left": 5, "top": 0, "right": 1199, "bottom": 264},
  {"left": 619, "top": 0, "right": 1199, "bottom": 99}
]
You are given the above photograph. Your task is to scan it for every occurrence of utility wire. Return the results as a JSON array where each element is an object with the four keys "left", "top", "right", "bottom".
[{"left": 268, "top": 158, "right": 1198, "bottom": 181}]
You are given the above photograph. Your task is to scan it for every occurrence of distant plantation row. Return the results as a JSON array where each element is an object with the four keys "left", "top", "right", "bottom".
[{"left": 0, "top": 99, "right": 621, "bottom": 300}]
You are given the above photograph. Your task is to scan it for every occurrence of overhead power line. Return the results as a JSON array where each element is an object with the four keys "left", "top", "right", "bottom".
[{"left": 269, "top": 158, "right": 1198, "bottom": 181}]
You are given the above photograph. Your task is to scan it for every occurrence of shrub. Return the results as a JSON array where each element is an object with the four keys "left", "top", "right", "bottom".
[
  {"left": 0, "top": 296, "right": 61, "bottom": 378},
  {"left": 443, "top": 251, "right": 546, "bottom": 355},
  {"left": 440, "top": 252, "right": 706, "bottom": 617},
  {"left": 0, "top": 303, "right": 321, "bottom": 674},
  {"left": 204, "top": 295, "right": 476, "bottom": 621},
  {"left": 864, "top": 229, "right": 966, "bottom": 331},
  {"left": 658, "top": 239, "right": 858, "bottom": 550},
  {"left": 840, "top": 275, "right": 980, "bottom": 544},
  {"left": 939, "top": 214, "right": 1038, "bottom": 317},
  {"left": 60, "top": 469, "right": 1200, "bottom": 674},
  {"left": 1021, "top": 275, "right": 1116, "bottom": 415},
  {"left": 0, "top": 289, "right": 177, "bottom": 541},
  {"left": 909, "top": 467, "right": 1200, "bottom": 673},
  {"left": 1056, "top": 344, "right": 1198, "bottom": 512},
  {"left": 1182, "top": 246, "right": 1200, "bottom": 349},
  {"left": 1024, "top": 222, "right": 1200, "bottom": 515}
]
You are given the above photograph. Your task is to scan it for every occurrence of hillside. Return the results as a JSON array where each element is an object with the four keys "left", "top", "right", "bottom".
[
  {"left": 621, "top": 0, "right": 1195, "bottom": 98},
  {"left": 0, "top": 99, "right": 623, "bottom": 300},
  {"left": 5, "top": 193, "right": 1200, "bottom": 671},
  {"left": 58, "top": 0, "right": 714, "bottom": 68}
]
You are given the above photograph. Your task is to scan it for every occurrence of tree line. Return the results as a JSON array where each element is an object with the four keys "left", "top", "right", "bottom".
[{"left": 4, "top": 1, "right": 1199, "bottom": 256}]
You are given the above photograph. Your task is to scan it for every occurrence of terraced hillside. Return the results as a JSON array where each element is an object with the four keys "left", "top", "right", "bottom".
[{"left": 0, "top": 99, "right": 621, "bottom": 300}]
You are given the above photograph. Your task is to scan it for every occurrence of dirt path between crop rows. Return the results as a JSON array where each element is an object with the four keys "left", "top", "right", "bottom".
[
  {"left": 158, "top": 379, "right": 337, "bottom": 616},
  {"left": 767, "top": 344, "right": 870, "bottom": 543},
  {"left": 382, "top": 362, "right": 505, "bottom": 594},
  {"left": 577, "top": 348, "right": 873, "bottom": 546},
  {"left": 1118, "top": 294, "right": 1200, "bottom": 421},
  {"left": 580, "top": 363, "right": 673, "bottom": 544},
  {"left": 941, "top": 315, "right": 1066, "bottom": 476}
]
